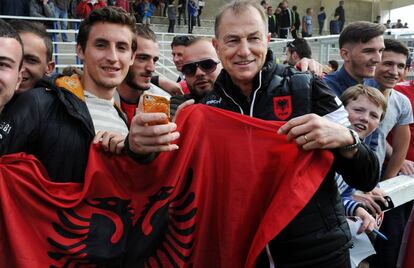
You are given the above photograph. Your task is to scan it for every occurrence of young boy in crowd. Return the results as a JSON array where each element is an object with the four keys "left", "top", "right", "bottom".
[{"left": 338, "top": 84, "right": 387, "bottom": 234}]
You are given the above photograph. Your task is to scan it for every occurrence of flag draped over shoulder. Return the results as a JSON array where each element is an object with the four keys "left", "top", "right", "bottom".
[{"left": 0, "top": 105, "right": 333, "bottom": 267}]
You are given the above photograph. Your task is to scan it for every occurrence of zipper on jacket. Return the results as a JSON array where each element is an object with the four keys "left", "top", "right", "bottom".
[
  {"left": 249, "top": 70, "right": 262, "bottom": 117},
  {"left": 219, "top": 70, "right": 263, "bottom": 117},
  {"left": 220, "top": 86, "right": 244, "bottom": 115}
]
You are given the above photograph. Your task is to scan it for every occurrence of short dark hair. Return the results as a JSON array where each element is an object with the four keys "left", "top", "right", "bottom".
[
  {"left": 383, "top": 38, "right": 409, "bottom": 58},
  {"left": 320, "top": 6, "right": 325, "bottom": 11},
  {"left": 171, "top": 35, "right": 195, "bottom": 48},
  {"left": 0, "top": 19, "right": 24, "bottom": 70},
  {"left": 339, "top": 21, "right": 385, "bottom": 48},
  {"left": 292, "top": 5, "right": 297, "bottom": 11},
  {"left": 215, "top": 0, "right": 267, "bottom": 38},
  {"left": 328, "top": 60, "right": 339, "bottom": 71},
  {"left": 77, "top": 6, "right": 137, "bottom": 53},
  {"left": 136, "top": 24, "right": 157, "bottom": 42},
  {"left": 287, "top": 38, "right": 312, "bottom": 59},
  {"left": 9, "top": 20, "right": 53, "bottom": 62}
]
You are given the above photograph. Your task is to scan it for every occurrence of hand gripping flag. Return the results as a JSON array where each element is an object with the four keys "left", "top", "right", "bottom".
[{"left": 0, "top": 105, "right": 333, "bottom": 267}]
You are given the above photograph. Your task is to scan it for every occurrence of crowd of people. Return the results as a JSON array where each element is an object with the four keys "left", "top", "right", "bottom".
[
  {"left": 1, "top": 0, "right": 414, "bottom": 267},
  {"left": 1, "top": 0, "right": 205, "bottom": 34},
  {"left": 263, "top": 0, "right": 347, "bottom": 38}
]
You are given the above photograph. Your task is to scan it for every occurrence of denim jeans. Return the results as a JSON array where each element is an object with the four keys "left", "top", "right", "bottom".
[{"left": 54, "top": 6, "right": 68, "bottom": 42}]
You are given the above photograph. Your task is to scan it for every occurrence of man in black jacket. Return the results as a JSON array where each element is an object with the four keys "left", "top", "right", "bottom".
[
  {"left": 204, "top": 0, "right": 379, "bottom": 267},
  {"left": 0, "top": 7, "right": 139, "bottom": 182},
  {"left": 335, "top": 0, "right": 346, "bottom": 32}
]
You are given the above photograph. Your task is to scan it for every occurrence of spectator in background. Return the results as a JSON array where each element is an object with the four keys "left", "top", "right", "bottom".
[
  {"left": 385, "top": 19, "right": 391, "bottom": 29},
  {"left": 334, "top": 0, "right": 345, "bottom": 32},
  {"left": 301, "top": 8, "right": 313, "bottom": 37},
  {"left": 291, "top": 5, "right": 300, "bottom": 38},
  {"left": 132, "top": 0, "right": 143, "bottom": 23},
  {"left": 76, "top": 0, "right": 107, "bottom": 19},
  {"left": 53, "top": 0, "right": 70, "bottom": 42},
  {"left": 0, "top": 0, "right": 30, "bottom": 16},
  {"left": 374, "top": 15, "right": 381, "bottom": 23},
  {"left": 167, "top": 0, "right": 177, "bottom": 33},
  {"left": 115, "top": 0, "right": 129, "bottom": 12},
  {"left": 404, "top": 22, "right": 409, "bottom": 28},
  {"left": 396, "top": 19, "right": 403, "bottom": 28},
  {"left": 177, "top": 0, "right": 186, "bottom": 25},
  {"left": 187, "top": 0, "right": 198, "bottom": 34},
  {"left": 285, "top": 38, "right": 312, "bottom": 66},
  {"left": 278, "top": 0, "right": 294, "bottom": 38},
  {"left": 68, "top": 0, "right": 81, "bottom": 18},
  {"left": 260, "top": 0, "right": 269, "bottom": 10},
  {"left": 30, "top": 0, "right": 56, "bottom": 29},
  {"left": 197, "top": 0, "right": 204, "bottom": 27},
  {"left": 0, "top": 19, "right": 23, "bottom": 114},
  {"left": 140, "top": 0, "right": 155, "bottom": 26},
  {"left": 9, "top": 20, "right": 55, "bottom": 93},
  {"left": 171, "top": 35, "right": 195, "bottom": 92},
  {"left": 328, "top": 60, "right": 339, "bottom": 72},
  {"left": 317, "top": 6, "right": 326, "bottom": 35},
  {"left": 267, "top": 6, "right": 278, "bottom": 38},
  {"left": 30, "top": 0, "right": 56, "bottom": 18}
]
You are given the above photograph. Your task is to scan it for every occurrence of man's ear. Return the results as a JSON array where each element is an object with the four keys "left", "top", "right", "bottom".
[
  {"left": 76, "top": 44, "right": 85, "bottom": 61},
  {"left": 45, "top": 61, "right": 56, "bottom": 76},
  {"left": 267, "top": 32, "right": 271, "bottom": 43},
  {"left": 15, "top": 69, "right": 23, "bottom": 91},
  {"left": 340, "top": 47, "right": 350, "bottom": 62},
  {"left": 130, "top": 51, "right": 136, "bottom": 66},
  {"left": 212, "top": 38, "right": 219, "bottom": 52}
]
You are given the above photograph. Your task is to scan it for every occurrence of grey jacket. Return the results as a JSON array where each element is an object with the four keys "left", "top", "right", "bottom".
[{"left": 30, "top": 0, "right": 56, "bottom": 17}]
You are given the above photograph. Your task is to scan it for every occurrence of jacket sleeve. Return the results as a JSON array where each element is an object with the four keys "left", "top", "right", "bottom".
[
  {"left": 0, "top": 92, "right": 41, "bottom": 156},
  {"left": 44, "top": 2, "right": 56, "bottom": 17},
  {"left": 29, "top": 0, "right": 44, "bottom": 17},
  {"left": 332, "top": 142, "right": 380, "bottom": 192},
  {"left": 311, "top": 76, "right": 346, "bottom": 119}
]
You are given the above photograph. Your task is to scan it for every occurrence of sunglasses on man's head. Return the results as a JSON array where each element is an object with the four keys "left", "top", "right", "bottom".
[{"left": 182, "top": 59, "right": 220, "bottom": 76}]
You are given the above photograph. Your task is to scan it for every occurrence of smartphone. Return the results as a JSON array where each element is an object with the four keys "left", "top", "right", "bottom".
[{"left": 142, "top": 93, "right": 170, "bottom": 125}]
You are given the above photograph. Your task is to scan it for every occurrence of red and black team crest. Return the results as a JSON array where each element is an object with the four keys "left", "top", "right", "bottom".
[{"left": 273, "top": 96, "right": 292, "bottom": 120}]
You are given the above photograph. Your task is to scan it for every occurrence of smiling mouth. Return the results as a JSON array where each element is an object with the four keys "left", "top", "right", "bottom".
[
  {"left": 102, "top": 67, "right": 120, "bottom": 72},
  {"left": 384, "top": 76, "right": 398, "bottom": 82},
  {"left": 235, "top": 60, "right": 255, "bottom": 65},
  {"left": 353, "top": 123, "right": 367, "bottom": 131}
]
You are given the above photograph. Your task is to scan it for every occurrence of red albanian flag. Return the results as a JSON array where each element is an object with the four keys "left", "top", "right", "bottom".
[{"left": 0, "top": 104, "right": 333, "bottom": 267}]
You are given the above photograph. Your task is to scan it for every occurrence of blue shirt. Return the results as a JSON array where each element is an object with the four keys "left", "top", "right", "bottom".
[{"left": 323, "top": 66, "right": 364, "bottom": 97}]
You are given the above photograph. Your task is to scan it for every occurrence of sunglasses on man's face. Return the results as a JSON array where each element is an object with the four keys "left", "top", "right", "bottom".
[{"left": 181, "top": 59, "right": 220, "bottom": 77}]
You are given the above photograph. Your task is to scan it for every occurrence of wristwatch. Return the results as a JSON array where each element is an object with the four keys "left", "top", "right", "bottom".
[{"left": 339, "top": 128, "right": 360, "bottom": 152}]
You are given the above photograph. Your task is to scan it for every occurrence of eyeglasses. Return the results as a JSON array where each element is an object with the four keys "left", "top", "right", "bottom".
[{"left": 182, "top": 59, "right": 220, "bottom": 76}]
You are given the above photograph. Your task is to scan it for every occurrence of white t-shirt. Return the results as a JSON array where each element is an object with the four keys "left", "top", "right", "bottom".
[{"left": 84, "top": 91, "right": 129, "bottom": 135}]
